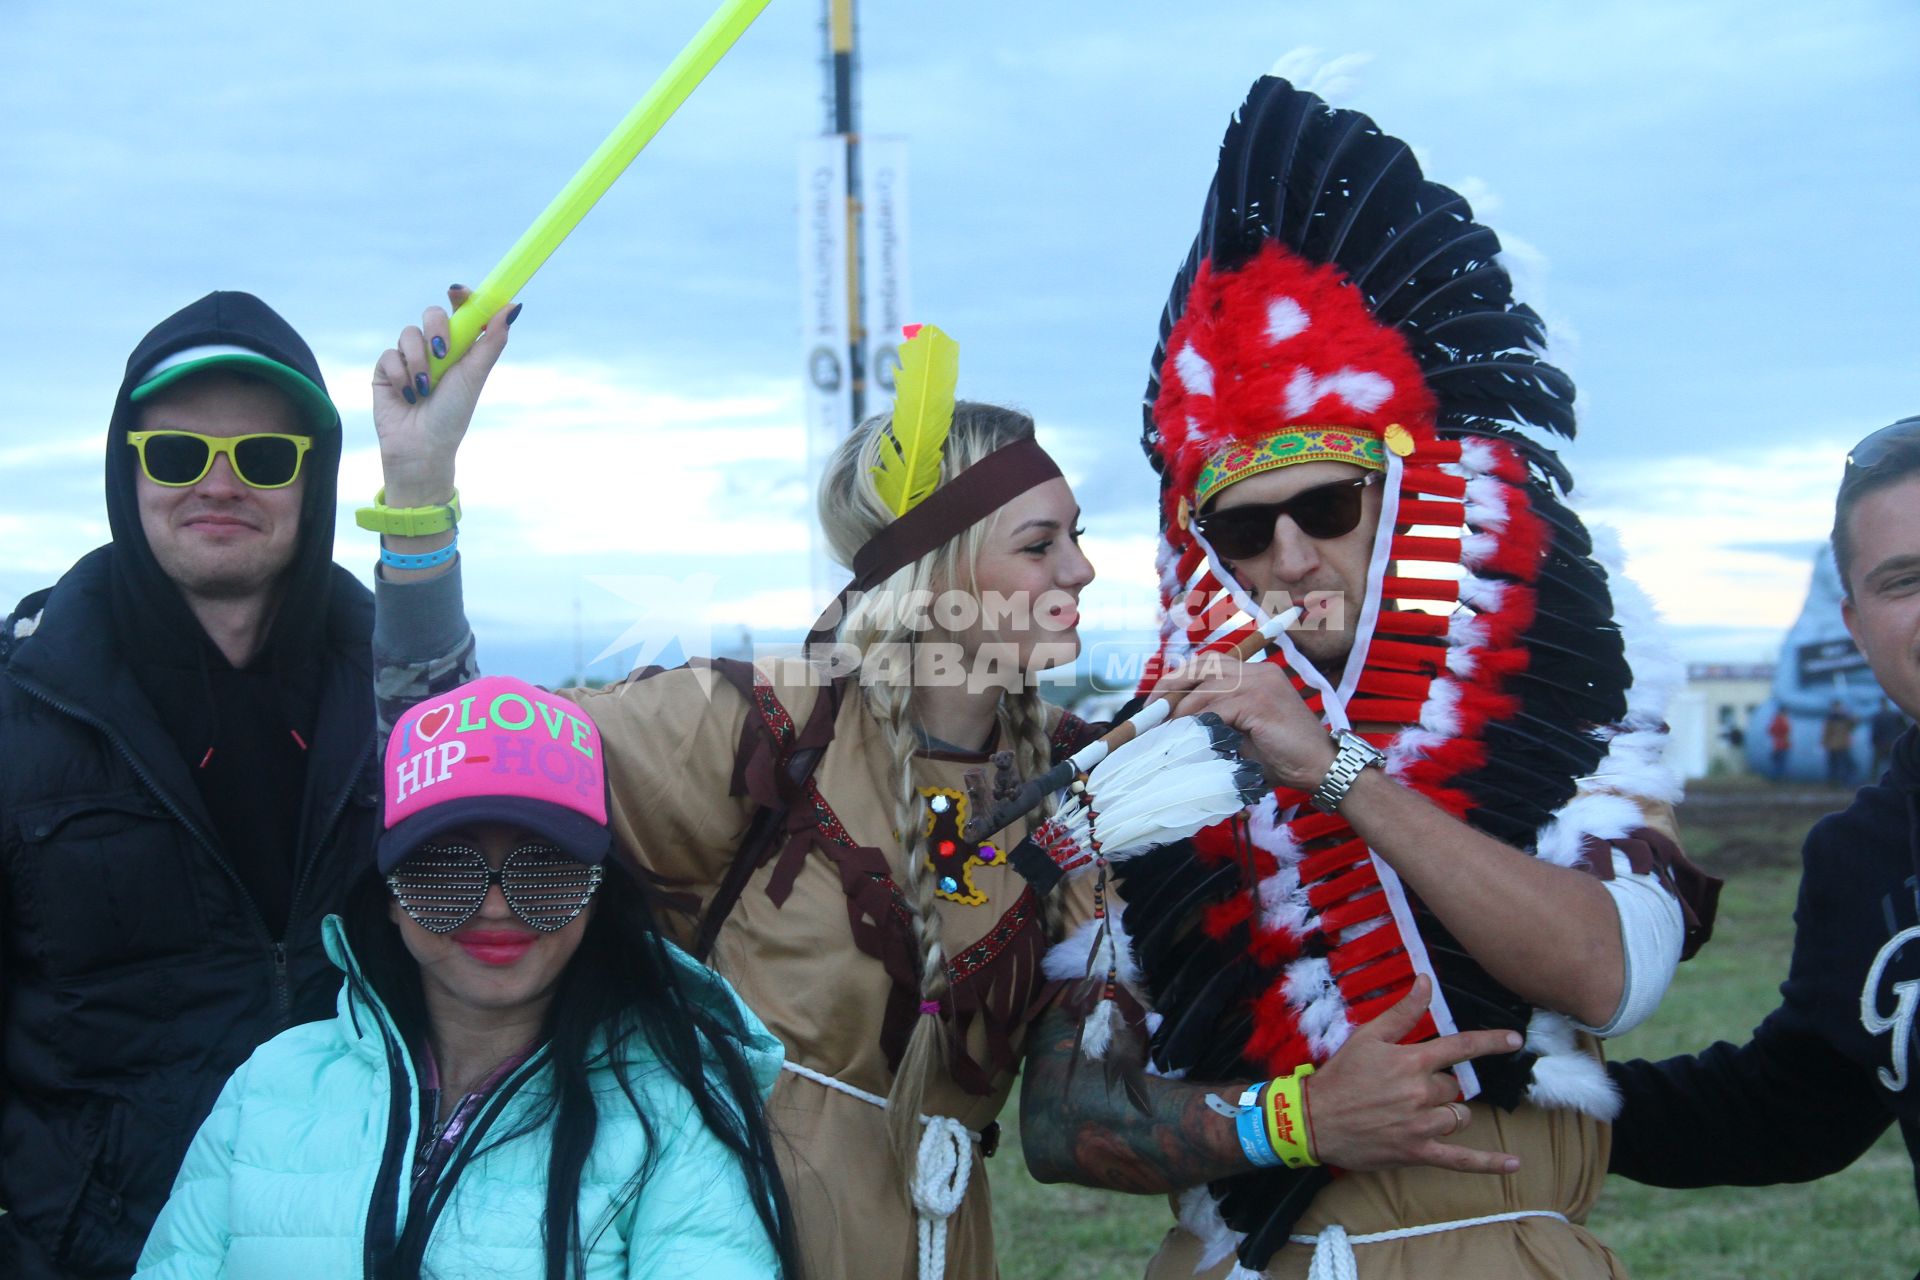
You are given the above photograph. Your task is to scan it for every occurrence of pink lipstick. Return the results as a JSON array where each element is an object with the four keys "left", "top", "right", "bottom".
[{"left": 455, "top": 930, "right": 535, "bottom": 966}]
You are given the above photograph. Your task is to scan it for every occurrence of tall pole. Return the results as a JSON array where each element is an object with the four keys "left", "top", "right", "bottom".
[{"left": 827, "top": 0, "right": 864, "bottom": 426}]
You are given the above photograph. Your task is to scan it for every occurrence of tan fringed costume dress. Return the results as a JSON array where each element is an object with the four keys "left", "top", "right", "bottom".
[{"left": 565, "top": 659, "right": 1100, "bottom": 1280}]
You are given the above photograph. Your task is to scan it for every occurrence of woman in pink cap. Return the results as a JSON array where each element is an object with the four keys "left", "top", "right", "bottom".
[{"left": 134, "top": 675, "right": 802, "bottom": 1279}]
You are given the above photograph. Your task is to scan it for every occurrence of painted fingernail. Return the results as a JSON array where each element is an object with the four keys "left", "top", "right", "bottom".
[
  {"left": 505, "top": 303, "right": 524, "bottom": 327},
  {"left": 449, "top": 283, "right": 467, "bottom": 292},
  {"left": 401, "top": 384, "right": 417, "bottom": 406},
  {"left": 431, "top": 336, "right": 447, "bottom": 359},
  {"left": 414, "top": 373, "right": 431, "bottom": 398}
]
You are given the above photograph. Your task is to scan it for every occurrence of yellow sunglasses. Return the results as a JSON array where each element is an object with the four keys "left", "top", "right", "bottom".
[{"left": 126, "top": 430, "right": 313, "bottom": 490}]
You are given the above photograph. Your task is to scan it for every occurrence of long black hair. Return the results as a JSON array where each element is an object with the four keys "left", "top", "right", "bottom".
[{"left": 344, "top": 856, "right": 804, "bottom": 1279}]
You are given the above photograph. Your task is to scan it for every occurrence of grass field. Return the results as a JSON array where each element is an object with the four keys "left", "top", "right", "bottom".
[{"left": 988, "top": 782, "right": 1920, "bottom": 1278}]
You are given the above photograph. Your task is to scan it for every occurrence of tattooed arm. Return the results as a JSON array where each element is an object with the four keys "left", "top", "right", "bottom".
[
  {"left": 1020, "top": 1003, "right": 1254, "bottom": 1192},
  {"left": 1021, "top": 976, "right": 1526, "bottom": 1191}
]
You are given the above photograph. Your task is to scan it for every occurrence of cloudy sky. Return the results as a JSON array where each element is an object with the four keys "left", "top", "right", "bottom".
[{"left": 3, "top": 0, "right": 1916, "bottom": 679}]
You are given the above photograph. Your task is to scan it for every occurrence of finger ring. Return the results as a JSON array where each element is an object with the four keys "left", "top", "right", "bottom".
[{"left": 1445, "top": 1101, "right": 1471, "bottom": 1134}]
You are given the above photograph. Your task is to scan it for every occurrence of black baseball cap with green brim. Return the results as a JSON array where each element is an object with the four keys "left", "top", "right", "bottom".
[{"left": 131, "top": 344, "right": 338, "bottom": 435}]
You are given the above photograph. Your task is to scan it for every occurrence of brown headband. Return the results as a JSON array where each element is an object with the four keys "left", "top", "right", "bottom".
[{"left": 807, "top": 435, "right": 1063, "bottom": 650}]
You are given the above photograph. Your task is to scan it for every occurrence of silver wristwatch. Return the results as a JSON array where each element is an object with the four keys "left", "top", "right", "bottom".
[{"left": 1309, "top": 730, "right": 1386, "bottom": 815}]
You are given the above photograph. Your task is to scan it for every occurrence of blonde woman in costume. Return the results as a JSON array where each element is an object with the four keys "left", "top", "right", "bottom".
[{"left": 364, "top": 308, "right": 1105, "bottom": 1279}]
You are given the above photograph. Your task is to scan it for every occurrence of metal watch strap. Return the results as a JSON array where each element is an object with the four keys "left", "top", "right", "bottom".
[{"left": 1309, "top": 729, "right": 1385, "bottom": 815}]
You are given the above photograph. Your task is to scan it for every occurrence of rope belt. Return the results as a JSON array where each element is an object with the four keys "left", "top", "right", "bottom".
[
  {"left": 780, "top": 1060, "right": 982, "bottom": 1280},
  {"left": 1287, "top": 1209, "right": 1571, "bottom": 1280}
]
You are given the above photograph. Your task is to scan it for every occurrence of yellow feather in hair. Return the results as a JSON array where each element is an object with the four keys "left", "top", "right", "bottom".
[{"left": 871, "top": 323, "right": 960, "bottom": 517}]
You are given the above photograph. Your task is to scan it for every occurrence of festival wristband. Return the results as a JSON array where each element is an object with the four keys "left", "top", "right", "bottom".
[
  {"left": 380, "top": 535, "right": 458, "bottom": 572},
  {"left": 1262, "top": 1063, "right": 1319, "bottom": 1169},
  {"left": 356, "top": 487, "right": 462, "bottom": 537},
  {"left": 1234, "top": 1084, "right": 1285, "bottom": 1168}
]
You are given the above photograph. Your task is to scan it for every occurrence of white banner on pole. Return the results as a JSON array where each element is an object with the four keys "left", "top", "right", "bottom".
[
  {"left": 860, "top": 137, "right": 911, "bottom": 403},
  {"left": 798, "top": 135, "right": 853, "bottom": 611}
]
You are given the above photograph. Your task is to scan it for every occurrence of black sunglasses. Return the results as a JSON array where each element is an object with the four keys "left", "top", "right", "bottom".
[
  {"left": 1844, "top": 417, "right": 1920, "bottom": 479},
  {"left": 126, "top": 430, "right": 312, "bottom": 489},
  {"left": 387, "top": 841, "right": 603, "bottom": 934},
  {"left": 1195, "top": 473, "right": 1379, "bottom": 560}
]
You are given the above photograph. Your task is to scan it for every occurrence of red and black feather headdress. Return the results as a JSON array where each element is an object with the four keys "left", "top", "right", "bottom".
[{"left": 1093, "top": 76, "right": 1666, "bottom": 1272}]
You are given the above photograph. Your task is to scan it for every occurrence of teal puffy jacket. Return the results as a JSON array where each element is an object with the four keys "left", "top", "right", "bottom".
[{"left": 133, "top": 916, "right": 786, "bottom": 1279}]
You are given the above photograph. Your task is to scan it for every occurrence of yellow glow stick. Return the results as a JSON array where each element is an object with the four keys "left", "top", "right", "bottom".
[{"left": 429, "top": 0, "right": 774, "bottom": 380}]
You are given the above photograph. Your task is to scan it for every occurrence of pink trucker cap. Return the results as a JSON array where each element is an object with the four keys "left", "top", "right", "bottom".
[{"left": 377, "top": 676, "right": 610, "bottom": 873}]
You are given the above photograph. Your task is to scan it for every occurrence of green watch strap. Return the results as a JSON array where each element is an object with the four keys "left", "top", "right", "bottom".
[{"left": 354, "top": 487, "right": 461, "bottom": 537}]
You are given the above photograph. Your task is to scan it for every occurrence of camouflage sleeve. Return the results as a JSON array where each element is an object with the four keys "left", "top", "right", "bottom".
[{"left": 372, "top": 561, "right": 480, "bottom": 738}]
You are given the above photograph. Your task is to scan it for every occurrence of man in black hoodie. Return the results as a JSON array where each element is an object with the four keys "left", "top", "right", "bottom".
[
  {"left": 0, "top": 292, "right": 379, "bottom": 1278},
  {"left": 1609, "top": 416, "right": 1920, "bottom": 1271}
]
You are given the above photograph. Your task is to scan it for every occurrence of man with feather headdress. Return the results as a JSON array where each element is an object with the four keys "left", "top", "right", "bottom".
[{"left": 1018, "top": 76, "right": 1718, "bottom": 1279}]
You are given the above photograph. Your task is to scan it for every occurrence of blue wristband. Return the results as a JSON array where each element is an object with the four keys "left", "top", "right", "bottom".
[
  {"left": 380, "top": 535, "right": 457, "bottom": 571},
  {"left": 1234, "top": 1084, "right": 1283, "bottom": 1168}
]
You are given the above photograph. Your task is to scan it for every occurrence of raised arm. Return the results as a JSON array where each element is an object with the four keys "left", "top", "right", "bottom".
[{"left": 367, "top": 290, "right": 516, "bottom": 734}]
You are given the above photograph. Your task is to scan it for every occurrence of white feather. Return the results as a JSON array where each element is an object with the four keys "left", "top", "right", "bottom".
[
  {"left": 1532, "top": 791, "right": 1643, "bottom": 869},
  {"left": 1457, "top": 438, "right": 1500, "bottom": 477},
  {"left": 1464, "top": 474, "right": 1511, "bottom": 532},
  {"left": 1267, "top": 47, "right": 1372, "bottom": 105},
  {"left": 1081, "top": 998, "right": 1120, "bottom": 1060},
  {"left": 1285, "top": 956, "right": 1354, "bottom": 1058},
  {"left": 1177, "top": 1185, "right": 1243, "bottom": 1272},
  {"left": 1266, "top": 297, "right": 1310, "bottom": 342},
  {"left": 1174, "top": 344, "right": 1215, "bottom": 398},
  {"left": 1256, "top": 869, "right": 1310, "bottom": 936},
  {"left": 1077, "top": 717, "right": 1264, "bottom": 861},
  {"left": 1418, "top": 679, "right": 1463, "bottom": 736},
  {"left": 1246, "top": 792, "right": 1294, "bottom": 852},
  {"left": 1447, "top": 611, "right": 1487, "bottom": 650},
  {"left": 1523, "top": 1010, "right": 1621, "bottom": 1119},
  {"left": 1043, "top": 914, "right": 1142, "bottom": 991},
  {"left": 1459, "top": 573, "right": 1506, "bottom": 613}
]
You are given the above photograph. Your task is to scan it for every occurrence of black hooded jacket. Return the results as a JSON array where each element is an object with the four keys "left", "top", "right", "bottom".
[
  {"left": 1609, "top": 727, "right": 1920, "bottom": 1275},
  {"left": 0, "top": 293, "right": 379, "bottom": 1278}
]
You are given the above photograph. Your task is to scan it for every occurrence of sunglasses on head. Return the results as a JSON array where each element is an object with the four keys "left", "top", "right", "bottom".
[
  {"left": 1195, "top": 472, "right": 1379, "bottom": 560},
  {"left": 1844, "top": 417, "right": 1920, "bottom": 478},
  {"left": 126, "top": 430, "right": 312, "bottom": 490},
  {"left": 387, "top": 841, "right": 604, "bottom": 934}
]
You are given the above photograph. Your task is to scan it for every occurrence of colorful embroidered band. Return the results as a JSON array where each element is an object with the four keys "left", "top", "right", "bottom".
[
  {"left": 1194, "top": 426, "right": 1396, "bottom": 506},
  {"left": 806, "top": 435, "right": 1063, "bottom": 650}
]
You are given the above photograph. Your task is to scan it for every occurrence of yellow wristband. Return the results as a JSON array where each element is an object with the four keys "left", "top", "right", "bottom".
[
  {"left": 355, "top": 487, "right": 462, "bottom": 537},
  {"left": 1262, "top": 1063, "right": 1319, "bottom": 1169}
]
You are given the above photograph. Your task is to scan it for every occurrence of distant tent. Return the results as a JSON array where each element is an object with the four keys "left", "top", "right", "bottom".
[{"left": 1747, "top": 545, "right": 1886, "bottom": 782}]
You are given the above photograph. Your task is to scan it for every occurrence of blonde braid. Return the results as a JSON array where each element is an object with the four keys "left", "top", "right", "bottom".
[
  {"left": 853, "top": 655, "right": 958, "bottom": 1172},
  {"left": 996, "top": 686, "right": 1067, "bottom": 941}
]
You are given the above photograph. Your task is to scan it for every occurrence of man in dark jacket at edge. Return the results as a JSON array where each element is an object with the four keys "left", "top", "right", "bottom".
[
  {"left": 0, "top": 292, "right": 379, "bottom": 1278},
  {"left": 1609, "top": 415, "right": 1920, "bottom": 1276}
]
